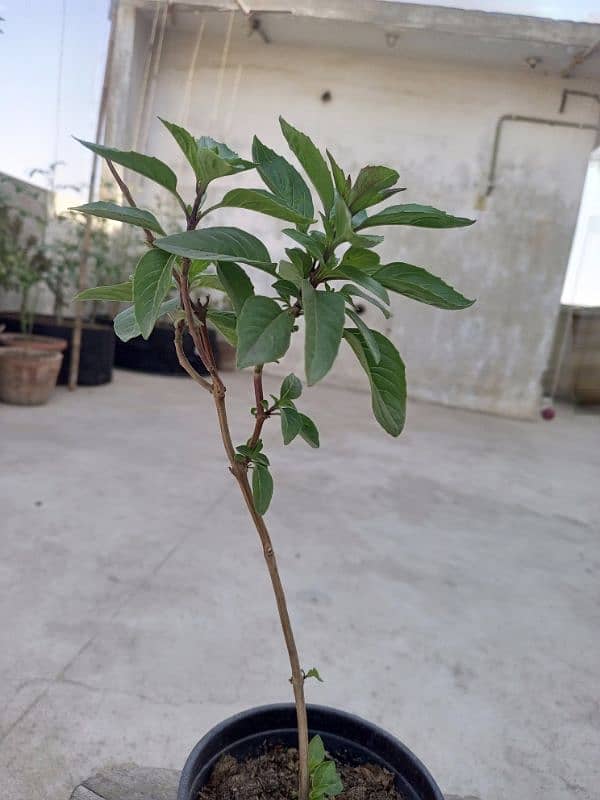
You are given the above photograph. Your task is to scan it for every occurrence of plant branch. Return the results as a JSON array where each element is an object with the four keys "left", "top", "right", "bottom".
[
  {"left": 168, "top": 175, "right": 310, "bottom": 798},
  {"left": 177, "top": 272, "right": 310, "bottom": 800},
  {"left": 197, "top": 201, "right": 222, "bottom": 220},
  {"left": 174, "top": 319, "right": 212, "bottom": 392},
  {"left": 176, "top": 262, "right": 211, "bottom": 370},
  {"left": 248, "top": 365, "right": 269, "bottom": 450},
  {"left": 105, "top": 159, "right": 155, "bottom": 247},
  {"left": 187, "top": 182, "right": 205, "bottom": 228},
  {"left": 234, "top": 467, "right": 310, "bottom": 800}
]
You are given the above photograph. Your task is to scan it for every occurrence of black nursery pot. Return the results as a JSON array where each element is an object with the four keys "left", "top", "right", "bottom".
[
  {"left": 178, "top": 704, "right": 443, "bottom": 800},
  {"left": 112, "top": 320, "right": 213, "bottom": 377}
]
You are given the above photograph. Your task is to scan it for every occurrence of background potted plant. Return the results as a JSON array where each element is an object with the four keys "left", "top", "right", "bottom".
[
  {"left": 73, "top": 118, "right": 474, "bottom": 800},
  {"left": 0, "top": 202, "right": 64, "bottom": 405},
  {"left": 106, "top": 197, "right": 219, "bottom": 378},
  {"left": 35, "top": 214, "right": 120, "bottom": 386}
]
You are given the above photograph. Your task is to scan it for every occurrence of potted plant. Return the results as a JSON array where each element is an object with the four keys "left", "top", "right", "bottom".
[
  {"left": 28, "top": 214, "right": 119, "bottom": 386},
  {"left": 73, "top": 119, "right": 474, "bottom": 800},
  {"left": 0, "top": 203, "right": 64, "bottom": 405},
  {"left": 0, "top": 202, "right": 64, "bottom": 348}
]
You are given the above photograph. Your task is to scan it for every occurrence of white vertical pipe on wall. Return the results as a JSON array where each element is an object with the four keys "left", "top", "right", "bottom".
[{"left": 561, "top": 147, "right": 600, "bottom": 307}]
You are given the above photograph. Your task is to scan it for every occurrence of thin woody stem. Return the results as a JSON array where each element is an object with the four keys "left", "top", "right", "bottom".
[
  {"left": 178, "top": 276, "right": 310, "bottom": 800},
  {"left": 248, "top": 365, "right": 269, "bottom": 451},
  {"left": 174, "top": 320, "right": 212, "bottom": 392},
  {"left": 106, "top": 159, "right": 155, "bottom": 247}
]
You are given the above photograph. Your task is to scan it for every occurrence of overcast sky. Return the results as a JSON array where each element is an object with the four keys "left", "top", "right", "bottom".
[{"left": 0, "top": 0, "right": 598, "bottom": 191}]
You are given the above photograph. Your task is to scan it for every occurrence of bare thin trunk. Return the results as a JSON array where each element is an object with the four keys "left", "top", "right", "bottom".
[
  {"left": 176, "top": 265, "right": 310, "bottom": 800},
  {"left": 212, "top": 385, "right": 310, "bottom": 800}
]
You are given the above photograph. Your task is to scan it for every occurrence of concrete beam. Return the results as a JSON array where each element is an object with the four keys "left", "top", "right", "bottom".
[{"left": 127, "top": 0, "right": 600, "bottom": 50}]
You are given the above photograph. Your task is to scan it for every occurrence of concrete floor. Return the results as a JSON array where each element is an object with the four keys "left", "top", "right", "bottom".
[{"left": 1, "top": 369, "right": 599, "bottom": 800}]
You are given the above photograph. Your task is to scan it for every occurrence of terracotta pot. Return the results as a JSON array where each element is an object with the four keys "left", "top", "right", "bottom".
[
  {"left": 0, "top": 348, "right": 63, "bottom": 405},
  {"left": 0, "top": 332, "right": 67, "bottom": 353},
  {"left": 0, "top": 314, "right": 115, "bottom": 386}
]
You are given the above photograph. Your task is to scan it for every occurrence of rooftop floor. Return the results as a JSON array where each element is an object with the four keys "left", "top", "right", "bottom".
[{"left": 1, "top": 369, "right": 598, "bottom": 799}]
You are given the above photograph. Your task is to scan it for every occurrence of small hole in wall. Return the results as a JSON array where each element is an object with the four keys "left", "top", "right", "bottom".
[{"left": 321, "top": 90, "right": 332, "bottom": 103}]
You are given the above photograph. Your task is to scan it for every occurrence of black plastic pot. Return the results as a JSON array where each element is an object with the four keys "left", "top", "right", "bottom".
[
  {"left": 111, "top": 320, "right": 213, "bottom": 377},
  {"left": 0, "top": 313, "right": 115, "bottom": 386},
  {"left": 178, "top": 704, "right": 443, "bottom": 800}
]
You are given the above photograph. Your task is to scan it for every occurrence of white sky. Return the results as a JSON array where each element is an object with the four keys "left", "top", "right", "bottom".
[{"left": 385, "top": 0, "right": 600, "bottom": 22}]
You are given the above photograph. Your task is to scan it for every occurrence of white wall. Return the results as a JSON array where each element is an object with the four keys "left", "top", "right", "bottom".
[
  {"left": 106, "top": 9, "right": 599, "bottom": 418},
  {"left": 562, "top": 147, "right": 600, "bottom": 307}
]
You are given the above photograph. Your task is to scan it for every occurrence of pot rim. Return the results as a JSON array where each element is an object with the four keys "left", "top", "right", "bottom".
[
  {"left": 179, "top": 703, "right": 443, "bottom": 800},
  {"left": 0, "top": 347, "right": 63, "bottom": 362}
]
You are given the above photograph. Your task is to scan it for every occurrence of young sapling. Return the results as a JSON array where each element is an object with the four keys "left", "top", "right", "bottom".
[{"left": 73, "top": 118, "right": 474, "bottom": 800}]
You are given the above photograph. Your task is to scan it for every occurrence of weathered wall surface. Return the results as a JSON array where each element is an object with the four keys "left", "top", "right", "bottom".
[
  {"left": 106, "top": 10, "right": 599, "bottom": 417},
  {"left": 0, "top": 173, "right": 51, "bottom": 315}
]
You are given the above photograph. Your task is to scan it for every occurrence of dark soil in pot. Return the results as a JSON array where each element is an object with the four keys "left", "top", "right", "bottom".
[
  {"left": 178, "top": 705, "right": 443, "bottom": 800},
  {"left": 200, "top": 744, "right": 401, "bottom": 800},
  {"left": 0, "top": 313, "right": 114, "bottom": 386}
]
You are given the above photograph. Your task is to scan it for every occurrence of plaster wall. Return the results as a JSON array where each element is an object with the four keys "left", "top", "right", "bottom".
[
  {"left": 0, "top": 173, "right": 52, "bottom": 317},
  {"left": 106, "top": 10, "right": 600, "bottom": 417}
]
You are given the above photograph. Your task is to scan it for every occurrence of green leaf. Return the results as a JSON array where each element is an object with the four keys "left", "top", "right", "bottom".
[
  {"left": 189, "top": 274, "right": 224, "bottom": 292},
  {"left": 286, "top": 248, "right": 313, "bottom": 277},
  {"left": 133, "top": 249, "right": 174, "bottom": 339},
  {"left": 113, "top": 297, "right": 179, "bottom": 342},
  {"left": 160, "top": 119, "right": 199, "bottom": 172},
  {"left": 273, "top": 279, "right": 299, "bottom": 301},
  {"left": 196, "top": 135, "right": 240, "bottom": 160},
  {"left": 311, "top": 761, "right": 343, "bottom": 799},
  {"left": 280, "top": 117, "right": 334, "bottom": 212},
  {"left": 75, "top": 138, "right": 178, "bottom": 194},
  {"left": 348, "top": 165, "right": 399, "bottom": 213},
  {"left": 305, "top": 667, "right": 324, "bottom": 683},
  {"left": 299, "top": 413, "right": 319, "bottom": 448},
  {"left": 345, "top": 309, "right": 380, "bottom": 364},
  {"left": 71, "top": 201, "right": 164, "bottom": 234},
  {"left": 332, "top": 192, "right": 353, "bottom": 244},
  {"left": 216, "top": 262, "right": 254, "bottom": 314},
  {"left": 326, "top": 151, "right": 350, "bottom": 200},
  {"left": 236, "top": 296, "right": 294, "bottom": 368},
  {"left": 160, "top": 119, "right": 253, "bottom": 186},
  {"left": 351, "top": 232, "right": 384, "bottom": 249},
  {"left": 188, "top": 260, "right": 211, "bottom": 281},
  {"left": 336, "top": 265, "right": 389, "bottom": 304},
  {"left": 308, "top": 736, "right": 326, "bottom": 773},
  {"left": 303, "top": 281, "right": 345, "bottom": 385},
  {"left": 74, "top": 281, "right": 132, "bottom": 302},
  {"left": 344, "top": 328, "right": 406, "bottom": 436},
  {"left": 282, "top": 228, "right": 323, "bottom": 261},
  {"left": 252, "top": 136, "right": 314, "bottom": 220},
  {"left": 339, "top": 247, "right": 380, "bottom": 270},
  {"left": 372, "top": 262, "right": 475, "bottom": 310},
  {"left": 155, "top": 227, "right": 274, "bottom": 272},
  {"left": 207, "top": 309, "right": 237, "bottom": 345},
  {"left": 278, "top": 260, "right": 304, "bottom": 289},
  {"left": 280, "top": 373, "right": 302, "bottom": 402},
  {"left": 252, "top": 464, "right": 273, "bottom": 515},
  {"left": 280, "top": 406, "right": 303, "bottom": 445},
  {"left": 340, "top": 285, "right": 391, "bottom": 319},
  {"left": 219, "top": 188, "right": 314, "bottom": 225},
  {"left": 356, "top": 203, "right": 475, "bottom": 230}
]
